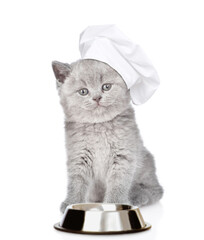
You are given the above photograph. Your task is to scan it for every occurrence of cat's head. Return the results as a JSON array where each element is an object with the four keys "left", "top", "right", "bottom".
[{"left": 52, "top": 59, "right": 131, "bottom": 123}]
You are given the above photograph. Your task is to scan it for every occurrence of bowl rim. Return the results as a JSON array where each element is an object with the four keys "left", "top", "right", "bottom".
[{"left": 65, "top": 203, "right": 139, "bottom": 213}]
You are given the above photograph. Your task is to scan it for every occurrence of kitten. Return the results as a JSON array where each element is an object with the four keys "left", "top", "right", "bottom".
[{"left": 52, "top": 59, "right": 163, "bottom": 213}]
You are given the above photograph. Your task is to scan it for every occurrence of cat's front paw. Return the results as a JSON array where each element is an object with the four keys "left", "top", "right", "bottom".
[
  {"left": 60, "top": 201, "right": 69, "bottom": 213},
  {"left": 104, "top": 195, "right": 130, "bottom": 205},
  {"left": 131, "top": 195, "right": 149, "bottom": 207}
]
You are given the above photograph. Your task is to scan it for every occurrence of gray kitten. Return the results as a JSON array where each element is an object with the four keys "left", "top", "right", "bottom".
[{"left": 52, "top": 59, "right": 163, "bottom": 213}]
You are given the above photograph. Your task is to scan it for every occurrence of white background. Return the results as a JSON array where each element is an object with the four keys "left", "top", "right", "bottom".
[{"left": 0, "top": 0, "right": 204, "bottom": 239}]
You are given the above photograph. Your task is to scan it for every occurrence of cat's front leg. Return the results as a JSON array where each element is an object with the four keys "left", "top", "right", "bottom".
[
  {"left": 104, "top": 156, "right": 134, "bottom": 204},
  {"left": 61, "top": 158, "right": 92, "bottom": 213},
  {"left": 60, "top": 175, "right": 89, "bottom": 213}
]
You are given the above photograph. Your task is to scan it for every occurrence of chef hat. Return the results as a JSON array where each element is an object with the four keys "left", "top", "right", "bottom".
[{"left": 79, "top": 25, "right": 160, "bottom": 105}]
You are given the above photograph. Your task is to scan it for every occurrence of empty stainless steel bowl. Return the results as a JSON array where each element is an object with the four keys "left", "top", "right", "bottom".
[{"left": 54, "top": 203, "right": 151, "bottom": 234}]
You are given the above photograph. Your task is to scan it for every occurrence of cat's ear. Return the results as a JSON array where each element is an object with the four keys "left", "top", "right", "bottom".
[{"left": 52, "top": 61, "right": 71, "bottom": 85}]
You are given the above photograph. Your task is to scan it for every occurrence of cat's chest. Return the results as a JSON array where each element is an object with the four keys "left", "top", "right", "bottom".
[
  {"left": 67, "top": 120, "right": 127, "bottom": 178},
  {"left": 84, "top": 123, "right": 118, "bottom": 173},
  {"left": 86, "top": 123, "right": 116, "bottom": 155}
]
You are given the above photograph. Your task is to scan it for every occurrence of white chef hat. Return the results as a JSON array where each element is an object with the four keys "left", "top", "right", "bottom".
[{"left": 79, "top": 25, "right": 160, "bottom": 105}]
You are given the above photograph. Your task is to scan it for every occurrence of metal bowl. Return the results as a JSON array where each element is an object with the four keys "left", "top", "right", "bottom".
[{"left": 54, "top": 203, "right": 151, "bottom": 234}]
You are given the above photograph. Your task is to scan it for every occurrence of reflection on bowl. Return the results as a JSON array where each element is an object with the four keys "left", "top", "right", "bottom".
[{"left": 54, "top": 203, "right": 151, "bottom": 234}]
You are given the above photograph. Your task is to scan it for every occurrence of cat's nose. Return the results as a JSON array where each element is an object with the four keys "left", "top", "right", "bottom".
[{"left": 93, "top": 96, "right": 102, "bottom": 103}]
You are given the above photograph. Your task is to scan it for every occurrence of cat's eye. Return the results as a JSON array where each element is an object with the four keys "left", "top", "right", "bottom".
[
  {"left": 102, "top": 83, "right": 112, "bottom": 91},
  {"left": 78, "top": 88, "right": 89, "bottom": 96}
]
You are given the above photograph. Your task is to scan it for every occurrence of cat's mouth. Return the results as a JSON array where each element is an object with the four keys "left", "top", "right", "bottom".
[
  {"left": 94, "top": 103, "right": 103, "bottom": 109},
  {"left": 94, "top": 101, "right": 104, "bottom": 107},
  {"left": 82, "top": 102, "right": 112, "bottom": 111},
  {"left": 94, "top": 101, "right": 114, "bottom": 109}
]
